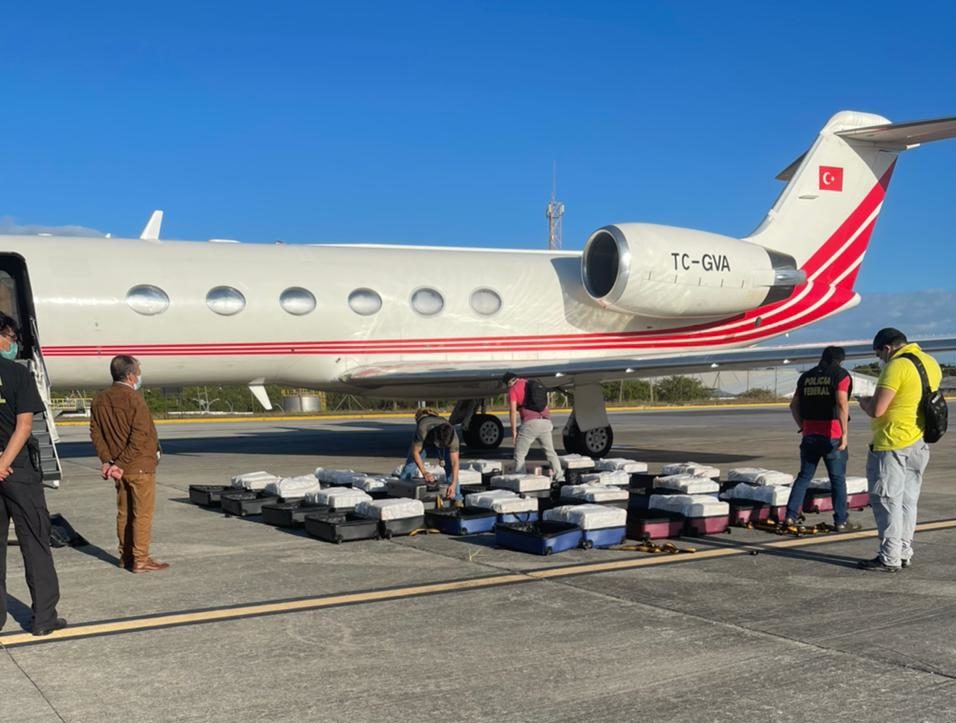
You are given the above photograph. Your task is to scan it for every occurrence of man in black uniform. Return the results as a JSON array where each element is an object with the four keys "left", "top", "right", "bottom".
[
  {"left": 0, "top": 312, "right": 66, "bottom": 636},
  {"left": 783, "top": 346, "right": 859, "bottom": 531}
]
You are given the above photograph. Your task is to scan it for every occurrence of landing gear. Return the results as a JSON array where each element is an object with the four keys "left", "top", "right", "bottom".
[
  {"left": 562, "top": 412, "right": 614, "bottom": 458},
  {"left": 462, "top": 413, "right": 504, "bottom": 449}
]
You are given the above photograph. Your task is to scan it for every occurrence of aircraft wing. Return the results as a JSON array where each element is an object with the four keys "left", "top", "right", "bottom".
[{"left": 341, "top": 336, "right": 956, "bottom": 390}]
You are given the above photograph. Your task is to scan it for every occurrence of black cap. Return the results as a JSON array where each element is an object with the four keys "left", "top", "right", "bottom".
[{"left": 872, "top": 327, "right": 907, "bottom": 350}]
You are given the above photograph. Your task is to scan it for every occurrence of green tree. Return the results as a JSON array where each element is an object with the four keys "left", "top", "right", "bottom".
[
  {"left": 602, "top": 379, "right": 652, "bottom": 403},
  {"left": 653, "top": 376, "right": 712, "bottom": 403}
]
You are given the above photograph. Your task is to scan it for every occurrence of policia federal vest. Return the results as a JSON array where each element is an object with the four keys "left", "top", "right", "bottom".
[{"left": 797, "top": 364, "right": 852, "bottom": 423}]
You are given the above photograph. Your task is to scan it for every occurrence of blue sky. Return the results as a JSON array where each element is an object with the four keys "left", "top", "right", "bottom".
[{"left": 1, "top": 1, "right": 954, "bottom": 301}]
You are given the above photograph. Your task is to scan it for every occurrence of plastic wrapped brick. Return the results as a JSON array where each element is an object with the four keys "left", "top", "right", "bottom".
[
  {"left": 461, "top": 459, "right": 502, "bottom": 474},
  {"left": 465, "top": 490, "right": 538, "bottom": 514},
  {"left": 560, "top": 484, "right": 628, "bottom": 503},
  {"left": 661, "top": 462, "right": 720, "bottom": 479},
  {"left": 559, "top": 454, "right": 595, "bottom": 470},
  {"left": 355, "top": 498, "right": 425, "bottom": 521},
  {"left": 490, "top": 474, "right": 552, "bottom": 493},
  {"left": 231, "top": 471, "right": 280, "bottom": 491},
  {"left": 653, "top": 474, "right": 720, "bottom": 495},
  {"left": 306, "top": 487, "right": 373, "bottom": 508},
  {"left": 544, "top": 504, "right": 626, "bottom": 530},
  {"left": 595, "top": 458, "right": 648, "bottom": 474},
  {"left": 810, "top": 475, "right": 867, "bottom": 494},
  {"left": 727, "top": 468, "right": 794, "bottom": 486},
  {"left": 649, "top": 494, "right": 729, "bottom": 517},
  {"left": 725, "top": 483, "right": 791, "bottom": 506},
  {"left": 265, "top": 475, "right": 321, "bottom": 499},
  {"left": 580, "top": 470, "right": 631, "bottom": 487},
  {"left": 352, "top": 476, "right": 392, "bottom": 494},
  {"left": 314, "top": 468, "right": 355, "bottom": 484},
  {"left": 458, "top": 468, "right": 482, "bottom": 486},
  {"left": 390, "top": 463, "right": 447, "bottom": 483}
]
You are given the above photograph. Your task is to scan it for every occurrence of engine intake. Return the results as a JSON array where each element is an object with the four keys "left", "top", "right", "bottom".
[{"left": 581, "top": 223, "right": 803, "bottom": 318}]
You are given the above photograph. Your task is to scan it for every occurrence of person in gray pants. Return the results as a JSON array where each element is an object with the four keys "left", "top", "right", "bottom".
[
  {"left": 504, "top": 373, "right": 564, "bottom": 481},
  {"left": 857, "top": 328, "right": 941, "bottom": 572}
]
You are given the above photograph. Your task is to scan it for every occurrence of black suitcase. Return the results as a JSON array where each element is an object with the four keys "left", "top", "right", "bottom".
[
  {"left": 304, "top": 512, "right": 380, "bottom": 543},
  {"left": 378, "top": 515, "right": 426, "bottom": 539},
  {"left": 385, "top": 478, "right": 440, "bottom": 501},
  {"left": 189, "top": 485, "right": 234, "bottom": 507},
  {"left": 261, "top": 502, "right": 331, "bottom": 528},
  {"left": 220, "top": 491, "right": 279, "bottom": 517}
]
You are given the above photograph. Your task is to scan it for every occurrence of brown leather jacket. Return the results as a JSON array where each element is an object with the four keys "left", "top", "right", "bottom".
[{"left": 90, "top": 383, "right": 159, "bottom": 474}]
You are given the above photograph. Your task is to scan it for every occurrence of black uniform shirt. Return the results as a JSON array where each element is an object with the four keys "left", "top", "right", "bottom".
[{"left": 0, "top": 358, "right": 45, "bottom": 468}]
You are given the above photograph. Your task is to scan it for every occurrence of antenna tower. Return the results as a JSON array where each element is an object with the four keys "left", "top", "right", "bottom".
[{"left": 546, "top": 161, "right": 564, "bottom": 250}]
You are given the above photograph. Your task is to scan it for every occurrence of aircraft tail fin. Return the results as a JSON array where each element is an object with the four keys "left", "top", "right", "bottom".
[{"left": 747, "top": 112, "right": 956, "bottom": 292}]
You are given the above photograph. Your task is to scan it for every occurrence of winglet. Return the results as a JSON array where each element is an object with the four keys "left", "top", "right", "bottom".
[{"left": 139, "top": 210, "right": 164, "bottom": 240}]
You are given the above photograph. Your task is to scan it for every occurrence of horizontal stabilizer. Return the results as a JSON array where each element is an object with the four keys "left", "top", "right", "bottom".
[{"left": 836, "top": 115, "right": 956, "bottom": 146}]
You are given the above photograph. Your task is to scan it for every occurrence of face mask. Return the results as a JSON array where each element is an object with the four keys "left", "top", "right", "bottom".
[
  {"left": 134, "top": 374, "right": 143, "bottom": 391},
  {"left": 0, "top": 341, "right": 18, "bottom": 360}
]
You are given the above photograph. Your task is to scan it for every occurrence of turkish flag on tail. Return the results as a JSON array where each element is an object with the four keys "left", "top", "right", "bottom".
[{"left": 819, "top": 166, "right": 844, "bottom": 191}]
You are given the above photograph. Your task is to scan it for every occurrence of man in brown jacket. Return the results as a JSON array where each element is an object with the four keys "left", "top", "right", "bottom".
[{"left": 90, "top": 355, "right": 168, "bottom": 573}]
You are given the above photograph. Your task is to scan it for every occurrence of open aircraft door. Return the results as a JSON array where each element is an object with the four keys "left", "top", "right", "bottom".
[{"left": 0, "top": 253, "right": 63, "bottom": 488}]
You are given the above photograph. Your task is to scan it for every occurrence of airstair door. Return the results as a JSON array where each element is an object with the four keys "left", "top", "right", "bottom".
[{"left": 0, "top": 253, "right": 63, "bottom": 488}]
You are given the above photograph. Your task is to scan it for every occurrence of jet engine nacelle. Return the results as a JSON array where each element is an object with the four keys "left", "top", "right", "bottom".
[{"left": 581, "top": 223, "right": 804, "bottom": 318}]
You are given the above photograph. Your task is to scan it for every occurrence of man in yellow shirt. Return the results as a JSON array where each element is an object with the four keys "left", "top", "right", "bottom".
[{"left": 857, "top": 328, "right": 942, "bottom": 572}]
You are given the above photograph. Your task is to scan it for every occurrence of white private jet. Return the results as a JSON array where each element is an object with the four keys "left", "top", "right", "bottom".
[{"left": 3, "top": 110, "right": 956, "bottom": 485}]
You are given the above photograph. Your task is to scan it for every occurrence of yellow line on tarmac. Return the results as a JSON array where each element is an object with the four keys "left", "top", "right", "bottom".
[
  {"left": 55, "top": 402, "right": 788, "bottom": 427},
  {"left": 6, "top": 518, "right": 950, "bottom": 648}
]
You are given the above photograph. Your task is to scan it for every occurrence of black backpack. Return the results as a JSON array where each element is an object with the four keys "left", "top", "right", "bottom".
[
  {"left": 522, "top": 379, "right": 549, "bottom": 412},
  {"left": 900, "top": 353, "right": 948, "bottom": 444}
]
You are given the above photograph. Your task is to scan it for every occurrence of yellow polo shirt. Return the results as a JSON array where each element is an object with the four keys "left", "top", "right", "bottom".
[{"left": 871, "top": 343, "right": 942, "bottom": 451}]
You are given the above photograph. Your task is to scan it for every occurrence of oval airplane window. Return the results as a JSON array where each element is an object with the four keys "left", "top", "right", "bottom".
[
  {"left": 126, "top": 285, "right": 170, "bottom": 316},
  {"left": 470, "top": 288, "right": 502, "bottom": 316},
  {"left": 348, "top": 288, "right": 382, "bottom": 316},
  {"left": 410, "top": 287, "right": 444, "bottom": 316},
  {"left": 280, "top": 287, "right": 316, "bottom": 316},
  {"left": 206, "top": 286, "right": 246, "bottom": 316}
]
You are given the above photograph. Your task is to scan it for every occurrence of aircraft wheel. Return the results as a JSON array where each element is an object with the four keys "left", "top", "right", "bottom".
[
  {"left": 466, "top": 414, "right": 504, "bottom": 449},
  {"left": 563, "top": 416, "right": 614, "bottom": 458}
]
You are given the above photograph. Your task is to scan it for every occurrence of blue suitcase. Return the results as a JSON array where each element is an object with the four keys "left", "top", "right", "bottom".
[
  {"left": 495, "top": 521, "right": 582, "bottom": 555},
  {"left": 580, "top": 526, "right": 627, "bottom": 549},
  {"left": 424, "top": 507, "right": 498, "bottom": 535}
]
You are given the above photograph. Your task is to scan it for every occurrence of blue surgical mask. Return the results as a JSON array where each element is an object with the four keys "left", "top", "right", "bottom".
[
  {"left": 134, "top": 374, "right": 143, "bottom": 391},
  {"left": 0, "top": 341, "right": 18, "bottom": 360}
]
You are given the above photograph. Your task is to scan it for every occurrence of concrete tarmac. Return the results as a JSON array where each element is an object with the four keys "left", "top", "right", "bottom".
[{"left": 2, "top": 405, "right": 955, "bottom": 722}]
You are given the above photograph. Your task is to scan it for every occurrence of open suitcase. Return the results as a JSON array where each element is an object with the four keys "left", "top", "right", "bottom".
[
  {"left": 304, "top": 512, "right": 380, "bottom": 543},
  {"left": 220, "top": 491, "right": 279, "bottom": 517},
  {"left": 188, "top": 485, "right": 233, "bottom": 508},
  {"left": 424, "top": 506, "right": 498, "bottom": 535},
  {"left": 261, "top": 501, "right": 331, "bottom": 528},
  {"left": 544, "top": 504, "right": 626, "bottom": 549}
]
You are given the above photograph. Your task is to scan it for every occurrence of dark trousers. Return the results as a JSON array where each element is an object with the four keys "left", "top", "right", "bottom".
[
  {"left": 785, "top": 435, "right": 849, "bottom": 525},
  {"left": 0, "top": 477, "right": 61, "bottom": 630}
]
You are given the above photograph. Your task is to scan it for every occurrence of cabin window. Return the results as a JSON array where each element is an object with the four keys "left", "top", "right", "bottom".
[
  {"left": 348, "top": 288, "right": 382, "bottom": 316},
  {"left": 410, "top": 287, "right": 444, "bottom": 316},
  {"left": 280, "top": 287, "right": 316, "bottom": 316},
  {"left": 206, "top": 286, "right": 246, "bottom": 316},
  {"left": 126, "top": 285, "right": 170, "bottom": 316},
  {"left": 470, "top": 287, "right": 502, "bottom": 316}
]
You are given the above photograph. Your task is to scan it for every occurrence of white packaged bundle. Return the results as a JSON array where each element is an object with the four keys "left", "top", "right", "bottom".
[
  {"left": 649, "top": 494, "right": 729, "bottom": 517},
  {"left": 595, "top": 458, "right": 648, "bottom": 474},
  {"left": 231, "top": 471, "right": 280, "bottom": 491},
  {"left": 314, "top": 468, "right": 355, "bottom": 485},
  {"left": 580, "top": 470, "right": 631, "bottom": 487},
  {"left": 544, "top": 504, "right": 627, "bottom": 530},
  {"left": 461, "top": 459, "right": 502, "bottom": 474},
  {"left": 653, "top": 474, "right": 720, "bottom": 495},
  {"left": 352, "top": 475, "right": 391, "bottom": 493},
  {"left": 265, "top": 475, "right": 321, "bottom": 499},
  {"left": 390, "top": 463, "right": 447, "bottom": 483},
  {"left": 725, "top": 483, "right": 791, "bottom": 506},
  {"left": 355, "top": 498, "right": 425, "bottom": 521},
  {"left": 661, "top": 462, "right": 720, "bottom": 479},
  {"left": 810, "top": 475, "right": 867, "bottom": 494},
  {"left": 465, "top": 490, "right": 538, "bottom": 514},
  {"left": 306, "top": 487, "right": 373, "bottom": 508},
  {"left": 458, "top": 468, "right": 483, "bottom": 486},
  {"left": 559, "top": 453, "right": 595, "bottom": 470},
  {"left": 560, "top": 484, "right": 628, "bottom": 503},
  {"left": 490, "top": 474, "right": 551, "bottom": 493},
  {"left": 727, "top": 468, "right": 794, "bottom": 486}
]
